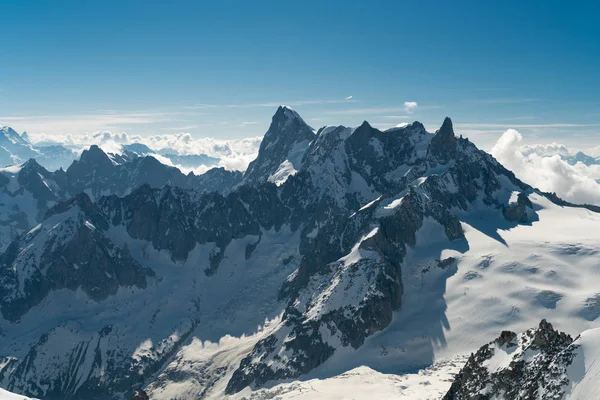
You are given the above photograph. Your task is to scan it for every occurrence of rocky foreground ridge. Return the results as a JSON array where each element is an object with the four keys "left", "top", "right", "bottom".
[{"left": 445, "top": 320, "right": 600, "bottom": 400}]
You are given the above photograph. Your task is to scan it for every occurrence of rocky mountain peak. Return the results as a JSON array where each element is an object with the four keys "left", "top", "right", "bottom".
[
  {"left": 429, "top": 116, "right": 457, "bottom": 163},
  {"left": 20, "top": 158, "right": 43, "bottom": 172},
  {"left": 244, "top": 106, "right": 315, "bottom": 185},
  {"left": 0, "top": 126, "right": 29, "bottom": 145},
  {"left": 265, "top": 105, "right": 313, "bottom": 142},
  {"left": 78, "top": 145, "right": 114, "bottom": 168}
]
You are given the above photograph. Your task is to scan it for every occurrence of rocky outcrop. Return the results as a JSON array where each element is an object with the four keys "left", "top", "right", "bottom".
[
  {"left": 443, "top": 320, "right": 577, "bottom": 400},
  {"left": 429, "top": 117, "right": 457, "bottom": 164},
  {"left": 130, "top": 389, "right": 149, "bottom": 400},
  {"left": 503, "top": 192, "right": 533, "bottom": 223}
]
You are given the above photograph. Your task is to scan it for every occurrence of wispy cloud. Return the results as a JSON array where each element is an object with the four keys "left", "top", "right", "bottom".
[
  {"left": 456, "top": 123, "right": 600, "bottom": 129},
  {"left": 503, "top": 116, "right": 538, "bottom": 121},
  {"left": 0, "top": 110, "right": 201, "bottom": 135},
  {"left": 325, "top": 104, "right": 442, "bottom": 116},
  {"left": 404, "top": 101, "right": 418, "bottom": 113},
  {"left": 185, "top": 98, "right": 357, "bottom": 110},
  {"left": 464, "top": 98, "right": 541, "bottom": 104},
  {"left": 166, "top": 125, "right": 200, "bottom": 131}
]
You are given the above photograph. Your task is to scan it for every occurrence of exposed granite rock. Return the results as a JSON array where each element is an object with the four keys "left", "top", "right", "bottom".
[
  {"left": 443, "top": 320, "right": 576, "bottom": 400},
  {"left": 503, "top": 192, "right": 533, "bottom": 223},
  {"left": 130, "top": 389, "right": 149, "bottom": 400}
]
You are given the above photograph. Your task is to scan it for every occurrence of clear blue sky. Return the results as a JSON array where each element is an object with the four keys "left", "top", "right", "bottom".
[{"left": 1, "top": 0, "right": 599, "bottom": 148}]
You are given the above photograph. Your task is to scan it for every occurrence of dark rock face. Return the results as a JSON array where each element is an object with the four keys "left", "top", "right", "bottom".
[
  {"left": 429, "top": 117, "right": 457, "bottom": 164},
  {"left": 131, "top": 389, "right": 150, "bottom": 400},
  {"left": 66, "top": 146, "right": 242, "bottom": 199},
  {"left": 443, "top": 320, "right": 577, "bottom": 400},
  {"left": 503, "top": 192, "right": 533, "bottom": 223}
]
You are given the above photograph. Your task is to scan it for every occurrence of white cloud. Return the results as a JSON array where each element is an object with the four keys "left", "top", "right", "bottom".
[
  {"left": 490, "top": 129, "right": 600, "bottom": 206},
  {"left": 520, "top": 142, "right": 570, "bottom": 158},
  {"left": 403, "top": 101, "right": 418, "bottom": 114}
]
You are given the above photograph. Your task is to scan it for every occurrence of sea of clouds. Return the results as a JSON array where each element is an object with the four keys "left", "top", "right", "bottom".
[
  {"left": 28, "top": 131, "right": 262, "bottom": 174},
  {"left": 490, "top": 129, "right": 600, "bottom": 206}
]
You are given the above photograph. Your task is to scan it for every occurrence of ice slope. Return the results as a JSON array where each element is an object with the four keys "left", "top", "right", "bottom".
[
  {"left": 230, "top": 357, "right": 467, "bottom": 400},
  {"left": 0, "top": 388, "right": 36, "bottom": 400},
  {"left": 564, "top": 328, "right": 600, "bottom": 399}
]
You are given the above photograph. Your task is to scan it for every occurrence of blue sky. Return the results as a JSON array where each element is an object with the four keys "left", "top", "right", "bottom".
[{"left": 1, "top": 0, "right": 599, "bottom": 148}]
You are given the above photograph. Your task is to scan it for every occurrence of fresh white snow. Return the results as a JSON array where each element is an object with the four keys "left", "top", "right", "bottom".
[{"left": 0, "top": 388, "right": 37, "bottom": 400}]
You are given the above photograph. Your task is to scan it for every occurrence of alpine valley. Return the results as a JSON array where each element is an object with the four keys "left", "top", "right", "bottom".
[{"left": 1, "top": 106, "right": 600, "bottom": 399}]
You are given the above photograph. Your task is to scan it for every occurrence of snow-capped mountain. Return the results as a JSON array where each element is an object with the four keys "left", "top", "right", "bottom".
[
  {"left": 1, "top": 107, "right": 600, "bottom": 399},
  {"left": 521, "top": 145, "right": 600, "bottom": 167},
  {"left": 65, "top": 145, "right": 241, "bottom": 200},
  {"left": 0, "top": 148, "right": 242, "bottom": 252},
  {"left": 0, "top": 126, "right": 247, "bottom": 174},
  {"left": 0, "top": 160, "right": 67, "bottom": 252},
  {"left": 444, "top": 320, "right": 600, "bottom": 399},
  {"left": 0, "top": 127, "right": 41, "bottom": 167},
  {"left": 0, "top": 127, "right": 76, "bottom": 171},
  {"left": 243, "top": 106, "right": 315, "bottom": 185}
]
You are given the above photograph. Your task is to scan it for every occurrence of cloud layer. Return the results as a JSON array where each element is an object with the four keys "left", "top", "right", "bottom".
[
  {"left": 28, "top": 130, "right": 262, "bottom": 172},
  {"left": 491, "top": 129, "right": 600, "bottom": 206}
]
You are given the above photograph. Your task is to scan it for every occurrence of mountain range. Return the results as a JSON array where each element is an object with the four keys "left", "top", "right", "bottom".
[
  {"left": 0, "top": 126, "right": 230, "bottom": 173},
  {"left": 1, "top": 106, "right": 599, "bottom": 399}
]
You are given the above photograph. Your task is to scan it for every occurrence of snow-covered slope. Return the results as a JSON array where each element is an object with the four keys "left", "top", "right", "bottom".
[
  {"left": 0, "top": 388, "right": 37, "bottom": 400},
  {"left": 1, "top": 108, "right": 600, "bottom": 399},
  {"left": 230, "top": 358, "right": 467, "bottom": 400}
]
